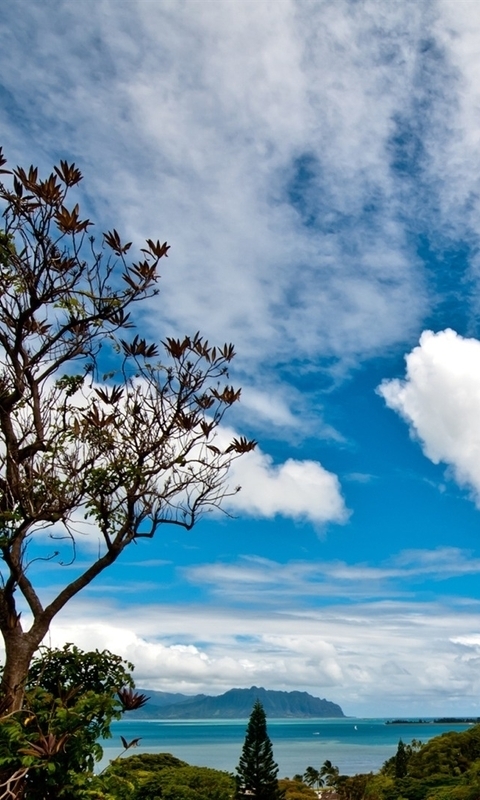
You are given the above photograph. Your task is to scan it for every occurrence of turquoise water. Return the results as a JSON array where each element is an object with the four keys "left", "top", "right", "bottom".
[{"left": 99, "top": 718, "right": 475, "bottom": 776}]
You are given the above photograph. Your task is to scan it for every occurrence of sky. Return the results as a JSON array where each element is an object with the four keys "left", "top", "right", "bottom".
[{"left": 4, "top": 0, "right": 480, "bottom": 717}]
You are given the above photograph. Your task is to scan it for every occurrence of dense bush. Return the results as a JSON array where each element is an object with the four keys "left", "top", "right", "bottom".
[
  {"left": 0, "top": 644, "right": 145, "bottom": 799},
  {"left": 278, "top": 777, "right": 318, "bottom": 800},
  {"left": 104, "top": 755, "right": 235, "bottom": 800}
]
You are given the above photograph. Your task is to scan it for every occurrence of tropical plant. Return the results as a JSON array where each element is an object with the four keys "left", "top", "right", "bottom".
[
  {"left": 0, "top": 644, "right": 146, "bottom": 799},
  {"left": 320, "top": 759, "right": 340, "bottom": 788},
  {"left": 303, "top": 766, "right": 323, "bottom": 788}
]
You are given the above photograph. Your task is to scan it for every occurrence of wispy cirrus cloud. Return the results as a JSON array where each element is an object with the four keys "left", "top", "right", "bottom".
[
  {"left": 0, "top": 0, "right": 434, "bottom": 385},
  {"left": 3, "top": 1, "right": 480, "bottom": 400},
  {"left": 183, "top": 547, "right": 480, "bottom": 604}
]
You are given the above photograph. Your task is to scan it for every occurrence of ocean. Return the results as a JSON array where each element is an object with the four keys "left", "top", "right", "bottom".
[{"left": 98, "top": 718, "right": 475, "bottom": 777}]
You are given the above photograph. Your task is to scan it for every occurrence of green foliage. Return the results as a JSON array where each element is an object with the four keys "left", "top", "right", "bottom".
[
  {"left": 426, "top": 782, "right": 480, "bottom": 800},
  {"left": 340, "top": 773, "right": 374, "bottom": 800},
  {"left": 28, "top": 642, "right": 135, "bottom": 698},
  {"left": 386, "top": 775, "right": 460, "bottom": 800},
  {"left": 278, "top": 777, "right": 318, "bottom": 800},
  {"left": 236, "top": 700, "right": 283, "bottom": 800},
  {"left": 303, "top": 766, "right": 322, "bottom": 788},
  {"left": 363, "top": 773, "right": 395, "bottom": 800},
  {"left": 395, "top": 740, "right": 408, "bottom": 779},
  {"left": 381, "top": 739, "right": 423, "bottom": 779},
  {"left": 104, "top": 751, "right": 189, "bottom": 789},
  {"left": 0, "top": 644, "right": 144, "bottom": 799},
  {"left": 103, "top": 754, "right": 235, "bottom": 800},
  {"left": 134, "top": 765, "right": 235, "bottom": 800},
  {"left": 343, "top": 725, "right": 480, "bottom": 800}
]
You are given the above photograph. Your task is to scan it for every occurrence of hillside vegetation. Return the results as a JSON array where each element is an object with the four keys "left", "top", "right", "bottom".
[
  {"left": 132, "top": 686, "right": 345, "bottom": 719},
  {"left": 332, "top": 724, "right": 480, "bottom": 800},
  {"left": 104, "top": 753, "right": 236, "bottom": 800}
]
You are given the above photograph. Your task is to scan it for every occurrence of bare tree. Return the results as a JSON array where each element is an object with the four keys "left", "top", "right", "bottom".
[{"left": 0, "top": 148, "right": 256, "bottom": 713}]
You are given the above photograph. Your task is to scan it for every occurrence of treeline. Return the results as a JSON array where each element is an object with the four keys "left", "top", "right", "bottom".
[
  {"left": 386, "top": 718, "right": 480, "bottom": 725},
  {"left": 307, "top": 724, "right": 480, "bottom": 800}
]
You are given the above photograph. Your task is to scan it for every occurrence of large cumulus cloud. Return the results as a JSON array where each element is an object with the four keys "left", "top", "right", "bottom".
[{"left": 379, "top": 328, "right": 480, "bottom": 503}]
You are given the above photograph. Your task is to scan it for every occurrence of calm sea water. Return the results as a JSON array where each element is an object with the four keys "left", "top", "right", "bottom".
[{"left": 98, "top": 718, "right": 475, "bottom": 776}]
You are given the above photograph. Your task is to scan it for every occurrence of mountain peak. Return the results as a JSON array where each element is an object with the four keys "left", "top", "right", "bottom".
[{"left": 134, "top": 687, "right": 345, "bottom": 719}]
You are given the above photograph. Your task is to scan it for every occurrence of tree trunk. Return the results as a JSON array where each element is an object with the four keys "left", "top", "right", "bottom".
[
  {"left": 0, "top": 636, "right": 35, "bottom": 800},
  {"left": 0, "top": 625, "right": 51, "bottom": 799},
  {"left": 1, "top": 629, "right": 43, "bottom": 714}
]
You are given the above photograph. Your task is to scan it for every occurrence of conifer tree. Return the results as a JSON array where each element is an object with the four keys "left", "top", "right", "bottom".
[
  {"left": 395, "top": 738, "right": 408, "bottom": 779},
  {"left": 236, "top": 700, "right": 283, "bottom": 800}
]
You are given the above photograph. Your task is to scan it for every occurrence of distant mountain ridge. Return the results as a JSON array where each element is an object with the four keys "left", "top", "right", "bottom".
[{"left": 133, "top": 686, "right": 344, "bottom": 719}]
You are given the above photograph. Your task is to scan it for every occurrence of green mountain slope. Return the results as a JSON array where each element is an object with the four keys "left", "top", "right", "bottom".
[{"left": 133, "top": 686, "right": 344, "bottom": 719}]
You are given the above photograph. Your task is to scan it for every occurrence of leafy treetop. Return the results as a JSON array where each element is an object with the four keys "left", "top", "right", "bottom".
[{"left": 0, "top": 644, "right": 148, "bottom": 800}]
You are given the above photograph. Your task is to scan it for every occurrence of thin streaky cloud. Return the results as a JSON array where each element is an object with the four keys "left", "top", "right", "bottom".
[{"left": 185, "top": 548, "right": 480, "bottom": 600}]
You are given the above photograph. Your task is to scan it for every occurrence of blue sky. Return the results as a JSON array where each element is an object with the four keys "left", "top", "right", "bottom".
[{"left": 4, "top": 0, "right": 480, "bottom": 716}]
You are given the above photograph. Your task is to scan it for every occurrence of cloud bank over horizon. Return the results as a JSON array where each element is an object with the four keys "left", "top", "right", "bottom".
[
  {"left": 10, "top": 543, "right": 475, "bottom": 718},
  {"left": 41, "top": 549, "right": 480, "bottom": 717}
]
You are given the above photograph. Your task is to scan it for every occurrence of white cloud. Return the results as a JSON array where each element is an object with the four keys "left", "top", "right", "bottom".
[
  {"left": 226, "top": 450, "right": 349, "bottom": 525},
  {"left": 379, "top": 329, "right": 480, "bottom": 503},
  {"left": 47, "top": 623, "right": 253, "bottom": 687},
  {"left": 4, "top": 0, "right": 480, "bottom": 410},
  {"left": 39, "top": 590, "right": 480, "bottom": 716},
  {"left": 426, "top": 2, "right": 480, "bottom": 242},
  {"left": 0, "top": 0, "right": 430, "bottom": 389},
  {"left": 185, "top": 548, "right": 480, "bottom": 604},
  {"left": 237, "top": 387, "right": 298, "bottom": 429}
]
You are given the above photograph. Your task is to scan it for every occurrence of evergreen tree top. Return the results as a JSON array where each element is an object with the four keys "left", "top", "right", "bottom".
[{"left": 236, "top": 701, "right": 283, "bottom": 800}]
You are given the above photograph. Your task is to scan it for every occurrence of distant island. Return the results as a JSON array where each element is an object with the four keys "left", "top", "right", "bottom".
[
  {"left": 132, "top": 686, "right": 345, "bottom": 719},
  {"left": 386, "top": 718, "right": 480, "bottom": 724}
]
